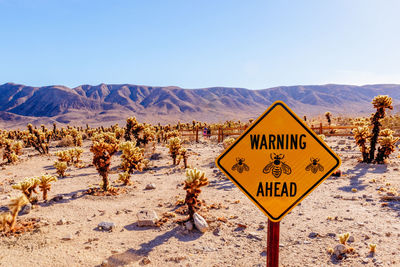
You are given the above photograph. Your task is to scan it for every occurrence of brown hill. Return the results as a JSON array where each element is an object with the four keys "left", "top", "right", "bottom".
[{"left": 1, "top": 82, "right": 400, "bottom": 128}]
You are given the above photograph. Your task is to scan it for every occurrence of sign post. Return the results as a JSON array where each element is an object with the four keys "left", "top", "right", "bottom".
[
  {"left": 215, "top": 101, "right": 341, "bottom": 266},
  {"left": 267, "top": 220, "right": 280, "bottom": 267}
]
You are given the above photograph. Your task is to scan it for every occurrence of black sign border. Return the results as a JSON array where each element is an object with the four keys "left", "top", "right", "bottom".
[{"left": 216, "top": 102, "right": 341, "bottom": 221}]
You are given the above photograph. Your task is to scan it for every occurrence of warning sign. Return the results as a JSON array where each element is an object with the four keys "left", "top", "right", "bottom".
[{"left": 215, "top": 101, "right": 341, "bottom": 222}]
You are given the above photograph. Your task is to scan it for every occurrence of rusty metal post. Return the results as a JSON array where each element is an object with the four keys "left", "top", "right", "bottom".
[
  {"left": 217, "top": 128, "right": 221, "bottom": 143},
  {"left": 195, "top": 126, "right": 199, "bottom": 143},
  {"left": 319, "top": 123, "right": 323, "bottom": 134},
  {"left": 267, "top": 219, "right": 280, "bottom": 267}
]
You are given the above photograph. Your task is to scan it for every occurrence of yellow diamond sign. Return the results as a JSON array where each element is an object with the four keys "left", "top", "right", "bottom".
[{"left": 216, "top": 101, "right": 341, "bottom": 222}]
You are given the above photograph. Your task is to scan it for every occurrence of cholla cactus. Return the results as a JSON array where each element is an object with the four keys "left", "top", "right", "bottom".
[
  {"left": 7, "top": 195, "right": 29, "bottom": 231},
  {"left": 369, "top": 95, "right": 393, "bottom": 163},
  {"left": 0, "top": 212, "right": 12, "bottom": 232},
  {"left": 141, "top": 125, "right": 156, "bottom": 146},
  {"left": 167, "top": 137, "right": 181, "bottom": 165},
  {"left": 339, "top": 232, "right": 350, "bottom": 245},
  {"left": 12, "top": 178, "right": 39, "bottom": 199},
  {"left": 176, "top": 147, "right": 188, "bottom": 168},
  {"left": 124, "top": 117, "right": 145, "bottom": 142},
  {"left": 222, "top": 137, "right": 235, "bottom": 149},
  {"left": 90, "top": 133, "right": 119, "bottom": 191},
  {"left": 164, "top": 130, "right": 179, "bottom": 142},
  {"left": 353, "top": 125, "right": 370, "bottom": 162},
  {"left": 118, "top": 141, "right": 145, "bottom": 185},
  {"left": 37, "top": 175, "right": 57, "bottom": 200},
  {"left": 12, "top": 141, "right": 23, "bottom": 155},
  {"left": 369, "top": 243, "right": 377, "bottom": 253},
  {"left": 56, "top": 150, "right": 72, "bottom": 165},
  {"left": 54, "top": 161, "right": 67, "bottom": 177},
  {"left": 70, "top": 147, "right": 84, "bottom": 164},
  {"left": 184, "top": 168, "right": 209, "bottom": 221},
  {"left": 376, "top": 130, "right": 398, "bottom": 164}
]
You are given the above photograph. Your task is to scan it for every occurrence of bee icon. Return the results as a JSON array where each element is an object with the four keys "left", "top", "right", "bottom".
[
  {"left": 263, "top": 153, "right": 292, "bottom": 178},
  {"left": 305, "top": 158, "right": 324, "bottom": 173},
  {"left": 231, "top": 158, "right": 250, "bottom": 173}
]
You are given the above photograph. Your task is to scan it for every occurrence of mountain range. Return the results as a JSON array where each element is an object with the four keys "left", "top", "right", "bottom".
[{"left": 1, "top": 82, "right": 399, "bottom": 128}]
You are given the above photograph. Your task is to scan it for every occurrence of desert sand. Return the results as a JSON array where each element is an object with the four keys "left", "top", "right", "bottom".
[{"left": 0, "top": 136, "right": 399, "bottom": 267}]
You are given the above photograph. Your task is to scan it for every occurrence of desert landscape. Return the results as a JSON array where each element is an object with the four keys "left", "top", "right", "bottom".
[
  {"left": 1, "top": 1, "right": 400, "bottom": 266},
  {"left": 0, "top": 97, "right": 399, "bottom": 266}
]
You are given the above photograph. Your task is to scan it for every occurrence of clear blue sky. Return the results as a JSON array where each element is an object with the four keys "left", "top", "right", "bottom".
[{"left": 0, "top": 0, "right": 399, "bottom": 89}]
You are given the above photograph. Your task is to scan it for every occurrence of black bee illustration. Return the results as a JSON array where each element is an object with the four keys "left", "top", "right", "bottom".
[
  {"left": 263, "top": 153, "right": 292, "bottom": 178},
  {"left": 232, "top": 157, "right": 250, "bottom": 173},
  {"left": 305, "top": 157, "right": 324, "bottom": 173}
]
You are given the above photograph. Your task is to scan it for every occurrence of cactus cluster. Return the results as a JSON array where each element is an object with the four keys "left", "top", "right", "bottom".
[
  {"left": 0, "top": 137, "right": 22, "bottom": 164},
  {"left": 56, "top": 147, "right": 84, "bottom": 166},
  {"left": 184, "top": 168, "right": 209, "bottom": 221},
  {"left": 24, "top": 123, "right": 51, "bottom": 154},
  {"left": 12, "top": 176, "right": 57, "bottom": 201}
]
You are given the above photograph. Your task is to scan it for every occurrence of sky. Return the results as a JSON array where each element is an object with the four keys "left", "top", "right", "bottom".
[{"left": 0, "top": 0, "right": 399, "bottom": 89}]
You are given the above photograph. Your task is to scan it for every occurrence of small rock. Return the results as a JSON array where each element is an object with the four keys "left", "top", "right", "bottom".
[
  {"left": 137, "top": 210, "right": 159, "bottom": 227},
  {"left": 51, "top": 195, "right": 63, "bottom": 202},
  {"left": 327, "top": 233, "right": 336, "bottom": 238},
  {"left": 101, "top": 260, "right": 108, "bottom": 266},
  {"left": 279, "top": 244, "right": 285, "bottom": 247},
  {"left": 303, "top": 240, "right": 311, "bottom": 244},
  {"left": 141, "top": 257, "right": 151, "bottom": 265},
  {"left": 185, "top": 221, "right": 194, "bottom": 231},
  {"left": 213, "top": 228, "right": 221, "bottom": 236},
  {"left": 362, "top": 258, "right": 369, "bottom": 264},
  {"left": 334, "top": 244, "right": 347, "bottom": 257},
  {"left": 308, "top": 232, "right": 319, "bottom": 238},
  {"left": 57, "top": 218, "right": 67, "bottom": 225},
  {"left": 150, "top": 153, "right": 162, "bottom": 160},
  {"left": 18, "top": 203, "right": 32, "bottom": 216},
  {"left": 62, "top": 234, "right": 72, "bottom": 241},
  {"left": 193, "top": 213, "right": 208, "bottom": 233},
  {"left": 348, "top": 235, "right": 355, "bottom": 242},
  {"left": 145, "top": 183, "right": 156, "bottom": 190},
  {"left": 98, "top": 222, "right": 115, "bottom": 231}
]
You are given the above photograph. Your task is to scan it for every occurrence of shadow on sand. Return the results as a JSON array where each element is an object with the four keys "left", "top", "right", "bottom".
[
  {"left": 338, "top": 163, "right": 387, "bottom": 192},
  {"left": 98, "top": 226, "right": 202, "bottom": 266}
]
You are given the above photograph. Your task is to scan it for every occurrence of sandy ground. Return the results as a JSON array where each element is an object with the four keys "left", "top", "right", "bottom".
[{"left": 0, "top": 136, "right": 399, "bottom": 267}]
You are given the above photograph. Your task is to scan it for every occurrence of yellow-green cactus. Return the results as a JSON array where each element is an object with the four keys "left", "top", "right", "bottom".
[
  {"left": 8, "top": 195, "right": 29, "bottom": 230},
  {"left": 167, "top": 137, "right": 181, "bottom": 165},
  {"left": 90, "top": 132, "right": 119, "bottom": 191},
  {"left": 184, "top": 168, "right": 209, "bottom": 221},
  {"left": 119, "top": 141, "right": 145, "bottom": 185},
  {"left": 12, "top": 178, "right": 39, "bottom": 199},
  {"left": 54, "top": 161, "right": 68, "bottom": 177},
  {"left": 38, "top": 175, "right": 57, "bottom": 200}
]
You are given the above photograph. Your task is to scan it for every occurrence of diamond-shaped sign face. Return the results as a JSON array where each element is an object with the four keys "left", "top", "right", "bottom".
[{"left": 216, "top": 101, "right": 341, "bottom": 222}]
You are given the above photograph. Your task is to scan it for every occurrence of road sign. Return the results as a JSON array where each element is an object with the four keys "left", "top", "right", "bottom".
[{"left": 216, "top": 101, "right": 341, "bottom": 222}]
